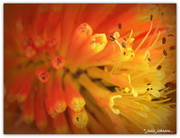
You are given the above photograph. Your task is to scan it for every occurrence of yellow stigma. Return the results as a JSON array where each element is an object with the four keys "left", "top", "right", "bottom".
[
  {"left": 71, "top": 109, "right": 88, "bottom": 128},
  {"left": 110, "top": 95, "right": 122, "bottom": 114},
  {"left": 90, "top": 34, "right": 107, "bottom": 53},
  {"left": 124, "top": 87, "right": 130, "bottom": 93},
  {"left": 71, "top": 98, "right": 86, "bottom": 112},
  {"left": 123, "top": 47, "right": 135, "bottom": 61},
  {"left": 54, "top": 102, "right": 67, "bottom": 113}
]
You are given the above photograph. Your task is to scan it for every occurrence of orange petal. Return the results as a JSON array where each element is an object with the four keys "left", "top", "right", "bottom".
[
  {"left": 22, "top": 90, "right": 35, "bottom": 124},
  {"left": 66, "top": 23, "right": 93, "bottom": 62},
  {"left": 53, "top": 113, "right": 69, "bottom": 134},
  {"left": 35, "top": 89, "right": 48, "bottom": 131},
  {"left": 64, "top": 74, "right": 85, "bottom": 112},
  {"left": 45, "top": 76, "right": 67, "bottom": 117}
]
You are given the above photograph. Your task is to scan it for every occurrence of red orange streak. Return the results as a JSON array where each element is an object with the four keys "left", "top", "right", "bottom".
[
  {"left": 22, "top": 90, "right": 35, "bottom": 124},
  {"left": 53, "top": 113, "right": 69, "bottom": 134},
  {"left": 64, "top": 74, "right": 85, "bottom": 112},
  {"left": 134, "top": 28, "right": 165, "bottom": 41},
  {"left": 35, "top": 89, "right": 48, "bottom": 131},
  {"left": 45, "top": 76, "right": 66, "bottom": 117}
]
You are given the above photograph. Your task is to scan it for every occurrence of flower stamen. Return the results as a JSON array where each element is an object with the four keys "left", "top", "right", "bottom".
[
  {"left": 118, "top": 23, "right": 122, "bottom": 29},
  {"left": 109, "top": 36, "right": 115, "bottom": 41},
  {"left": 132, "top": 54, "right": 166, "bottom": 80},
  {"left": 169, "top": 46, "right": 176, "bottom": 50},
  {"left": 148, "top": 31, "right": 161, "bottom": 51},
  {"left": 157, "top": 65, "right": 162, "bottom": 70},
  {"left": 163, "top": 50, "right": 168, "bottom": 56},
  {"left": 135, "top": 15, "right": 153, "bottom": 52},
  {"left": 162, "top": 37, "right": 166, "bottom": 44}
]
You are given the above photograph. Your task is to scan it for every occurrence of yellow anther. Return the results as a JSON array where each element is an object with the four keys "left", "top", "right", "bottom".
[{"left": 124, "top": 87, "right": 130, "bottom": 93}]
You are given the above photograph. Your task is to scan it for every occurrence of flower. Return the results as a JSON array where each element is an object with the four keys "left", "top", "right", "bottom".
[{"left": 4, "top": 4, "right": 176, "bottom": 134}]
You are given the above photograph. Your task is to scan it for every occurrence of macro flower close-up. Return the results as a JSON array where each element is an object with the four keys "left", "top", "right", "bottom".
[{"left": 4, "top": 3, "right": 176, "bottom": 134}]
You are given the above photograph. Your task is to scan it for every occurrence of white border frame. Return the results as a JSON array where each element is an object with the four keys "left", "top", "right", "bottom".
[{"left": 1, "top": 0, "right": 178, "bottom": 137}]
